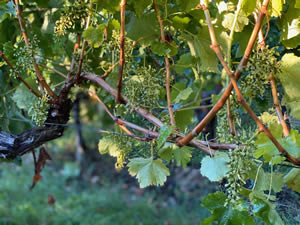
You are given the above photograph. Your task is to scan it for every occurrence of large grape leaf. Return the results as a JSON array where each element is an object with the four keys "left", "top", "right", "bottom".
[
  {"left": 277, "top": 53, "right": 300, "bottom": 119},
  {"left": 201, "top": 192, "right": 255, "bottom": 225},
  {"left": 284, "top": 168, "right": 300, "bottom": 193},
  {"left": 128, "top": 157, "right": 170, "bottom": 188},
  {"left": 200, "top": 152, "right": 230, "bottom": 182}
]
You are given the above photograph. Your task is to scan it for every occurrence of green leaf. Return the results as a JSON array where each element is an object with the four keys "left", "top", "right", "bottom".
[
  {"left": 200, "top": 152, "right": 230, "bottom": 182},
  {"left": 173, "top": 146, "right": 192, "bottom": 168},
  {"left": 174, "top": 88, "right": 193, "bottom": 103},
  {"left": 278, "top": 1, "right": 300, "bottom": 47},
  {"left": 269, "top": 0, "right": 286, "bottom": 17},
  {"left": 172, "top": 15, "right": 191, "bottom": 30},
  {"left": 176, "top": 0, "right": 199, "bottom": 12},
  {"left": 0, "top": 1, "right": 15, "bottom": 23},
  {"left": 277, "top": 53, "right": 300, "bottom": 119},
  {"left": 12, "top": 81, "right": 38, "bottom": 113},
  {"left": 83, "top": 24, "right": 106, "bottom": 48},
  {"left": 158, "top": 145, "right": 173, "bottom": 162},
  {"left": 254, "top": 122, "right": 300, "bottom": 162},
  {"left": 250, "top": 194, "right": 284, "bottom": 225},
  {"left": 157, "top": 125, "right": 175, "bottom": 149},
  {"left": 284, "top": 168, "right": 300, "bottom": 193},
  {"left": 174, "top": 53, "right": 196, "bottom": 74},
  {"left": 151, "top": 41, "right": 178, "bottom": 57},
  {"left": 222, "top": 12, "right": 249, "bottom": 32},
  {"left": 181, "top": 27, "right": 228, "bottom": 73},
  {"left": 241, "top": 0, "right": 257, "bottom": 15},
  {"left": 128, "top": 157, "right": 170, "bottom": 188},
  {"left": 94, "top": 0, "right": 120, "bottom": 12},
  {"left": 127, "top": 12, "right": 159, "bottom": 45},
  {"left": 174, "top": 109, "right": 194, "bottom": 132},
  {"left": 98, "top": 137, "right": 112, "bottom": 155},
  {"left": 201, "top": 192, "right": 255, "bottom": 225},
  {"left": 128, "top": 0, "right": 152, "bottom": 18}
]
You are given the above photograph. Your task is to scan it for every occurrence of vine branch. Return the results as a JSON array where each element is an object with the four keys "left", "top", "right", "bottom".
[
  {"left": 178, "top": 0, "right": 270, "bottom": 147},
  {"left": 153, "top": 0, "right": 176, "bottom": 126},
  {"left": 116, "top": 0, "right": 126, "bottom": 103},
  {"left": 14, "top": 0, "right": 58, "bottom": 100}
]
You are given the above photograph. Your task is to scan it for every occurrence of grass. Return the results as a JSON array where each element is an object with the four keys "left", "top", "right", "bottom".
[{"left": 0, "top": 161, "right": 209, "bottom": 225}]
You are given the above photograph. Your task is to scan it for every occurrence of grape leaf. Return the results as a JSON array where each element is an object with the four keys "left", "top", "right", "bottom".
[
  {"left": 269, "top": 0, "right": 286, "bottom": 17},
  {"left": 277, "top": 53, "right": 300, "bottom": 119},
  {"left": 201, "top": 192, "right": 255, "bottom": 225},
  {"left": 241, "top": 0, "right": 257, "bottom": 15},
  {"left": 151, "top": 41, "right": 178, "bottom": 57},
  {"left": 12, "top": 82, "right": 38, "bottom": 113},
  {"left": 254, "top": 123, "right": 300, "bottom": 162},
  {"left": 174, "top": 109, "right": 194, "bottom": 132},
  {"left": 174, "top": 53, "right": 196, "bottom": 74},
  {"left": 157, "top": 125, "right": 175, "bottom": 149},
  {"left": 83, "top": 24, "right": 106, "bottom": 48},
  {"left": 174, "top": 88, "right": 193, "bottom": 103},
  {"left": 128, "top": 157, "right": 170, "bottom": 188},
  {"left": 0, "top": 1, "right": 15, "bottom": 23},
  {"left": 158, "top": 145, "right": 173, "bottom": 162},
  {"left": 250, "top": 193, "right": 284, "bottom": 225},
  {"left": 200, "top": 152, "right": 230, "bottom": 182},
  {"left": 94, "top": 0, "right": 120, "bottom": 12},
  {"left": 176, "top": 0, "right": 199, "bottom": 12},
  {"left": 222, "top": 12, "right": 249, "bottom": 32},
  {"left": 277, "top": 1, "right": 300, "bottom": 47},
  {"left": 128, "top": 0, "right": 152, "bottom": 18},
  {"left": 173, "top": 146, "right": 192, "bottom": 168},
  {"left": 127, "top": 12, "right": 159, "bottom": 45},
  {"left": 284, "top": 168, "right": 300, "bottom": 193}
]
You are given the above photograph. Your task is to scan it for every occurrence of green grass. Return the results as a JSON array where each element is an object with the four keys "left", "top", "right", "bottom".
[{"left": 0, "top": 162, "right": 209, "bottom": 225}]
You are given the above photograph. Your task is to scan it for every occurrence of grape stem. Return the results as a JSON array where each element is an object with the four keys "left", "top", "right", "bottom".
[
  {"left": 75, "top": 0, "right": 93, "bottom": 81},
  {"left": 116, "top": 0, "right": 127, "bottom": 103},
  {"left": 69, "top": 33, "right": 82, "bottom": 76},
  {"left": 13, "top": 0, "right": 58, "bottom": 100},
  {"left": 153, "top": 0, "right": 176, "bottom": 126}
]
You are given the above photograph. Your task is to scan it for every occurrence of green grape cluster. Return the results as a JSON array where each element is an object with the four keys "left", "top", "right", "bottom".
[
  {"left": 6, "top": 36, "right": 40, "bottom": 79},
  {"left": 100, "top": 133, "right": 133, "bottom": 169},
  {"left": 241, "top": 46, "right": 281, "bottom": 98},
  {"left": 54, "top": 0, "right": 88, "bottom": 36},
  {"left": 28, "top": 95, "right": 50, "bottom": 126},
  {"left": 225, "top": 145, "right": 252, "bottom": 207},
  {"left": 123, "top": 66, "right": 163, "bottom": 109}
]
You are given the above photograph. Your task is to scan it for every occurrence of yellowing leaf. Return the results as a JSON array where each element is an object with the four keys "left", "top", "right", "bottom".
[{"left": 128, "top": 158, "right": 170, "bottom": 188}]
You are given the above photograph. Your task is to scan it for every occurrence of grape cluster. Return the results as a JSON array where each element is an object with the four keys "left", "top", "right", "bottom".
[
  {"left": 28, "top": 95, "right": 50, "bottom": 126},
  {"left": 102, "top": 133, "right": 133, "bottom": 169},
  {"left": 225, "top": 145, "right": 252, "bottom": 207},
  {"left": 123, "top": 66, "right": 163, "bottom": 109},
  {"left": 54, "top": 0, "right": 88, "bottom": 36},
  {"left": 241, "top": 46, "right": 281, "bottom": 98}
]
